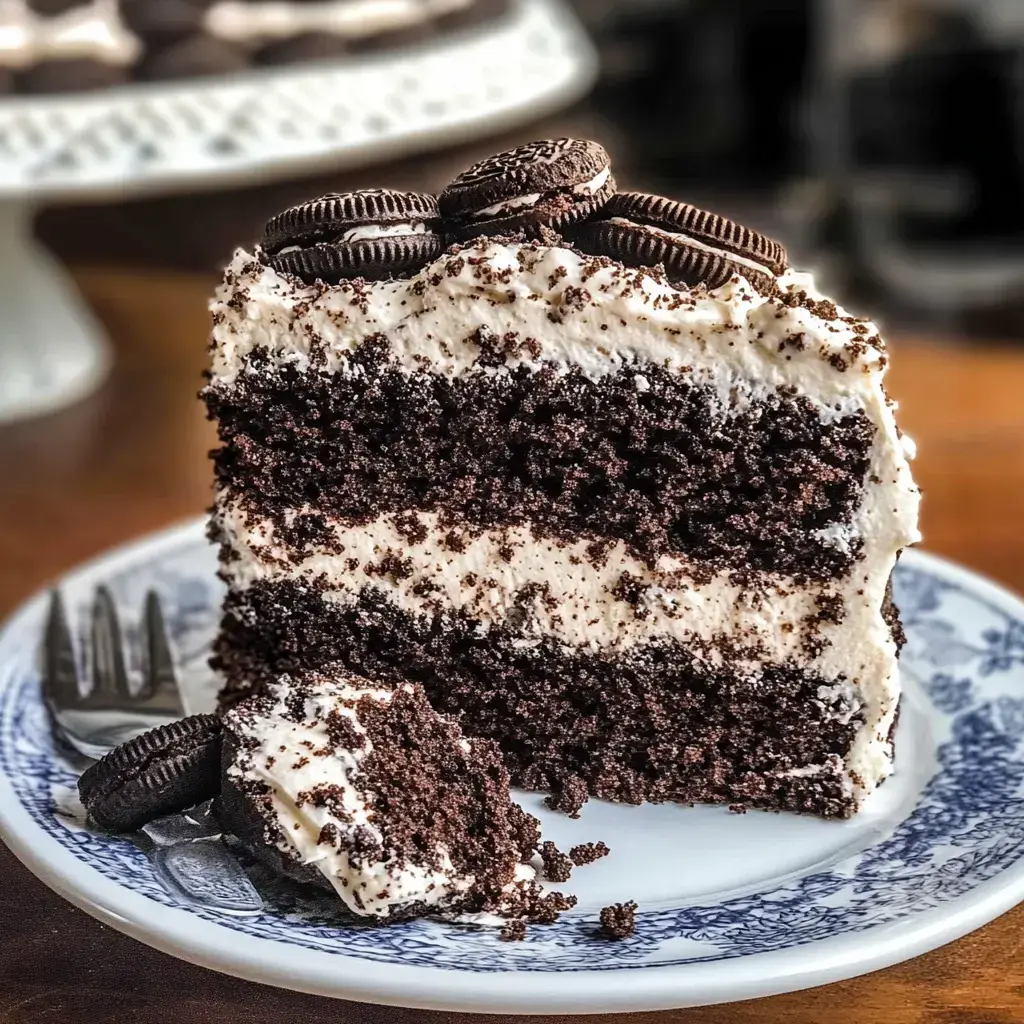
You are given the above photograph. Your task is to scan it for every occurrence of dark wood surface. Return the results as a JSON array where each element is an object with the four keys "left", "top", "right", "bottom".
[{"left": 1, "top": 262, "right": 1023, "bottom": 1023}]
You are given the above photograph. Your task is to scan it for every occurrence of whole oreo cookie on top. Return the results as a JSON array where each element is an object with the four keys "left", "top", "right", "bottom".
[
  {"left": 440, "top": 138, "right": 615, "bottom": 240},
  {"left": 262, "top": 188, "right": 443, "bottom": 284},
  {"left": 570, "top": 191, "right": 787, "bottom": 296},
  {"left": 78, "top": 714, "right": 222, "bottom": 832}
]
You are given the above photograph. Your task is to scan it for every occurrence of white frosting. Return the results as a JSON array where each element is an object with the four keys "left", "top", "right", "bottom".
[
  {"left": 224, "top": 677, "right": 487, "bottom": 917},
  {"left": 0, "top": 0, "right": 140, "bottom": 68},
  {"left": 338, "top": 221, "right": 427, "bottom": 243},
  {"left": 472, "top": 165, "right": 612, "bottom": 219},
  {"left": 209, "top": 238, "right": 922, "bottom": 807},
  {"left": 204, "top": 0, "right": 472, "bottom": 44}
]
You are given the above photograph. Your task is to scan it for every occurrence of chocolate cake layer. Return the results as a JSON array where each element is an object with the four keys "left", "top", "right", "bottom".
[
  {"left": 218, "top": 673, "right": 573, "bottom": 924},
  {"left": 214, "top": 581, "right": 864, "bottom": 818},
  {"left": 205, "top": 359, "right": 875, "bottom": 581}
]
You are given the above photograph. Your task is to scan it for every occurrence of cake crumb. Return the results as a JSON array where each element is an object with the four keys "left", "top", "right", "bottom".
[
  {"left": 540, "top": 841, "right": 573, "bottom": 883},
  {"left": 728, "top": 803, "right": 748, "bottom": 814},
  {"left": 570, "top": 841, "right": 610, "bottom": 866},
  {"left": 544, "top": 775, "right": 589, "bottom": 818},
  {"left": 500, "top": 919, "right": 528, "bottom": 942},
  {"left": 599, "top": 901, "right": 637, "bottom": 940}
]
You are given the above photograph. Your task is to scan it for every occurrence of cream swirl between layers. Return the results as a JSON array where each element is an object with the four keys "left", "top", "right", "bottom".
[
  {"left": 224, "top": 677, "right": 492, "bottom": 917},
  {"left": 204, "top": 0, "right": 474, "bottom": 44},
  {"left": 0, "top": 0, "right": 140, "bottom": 68}
]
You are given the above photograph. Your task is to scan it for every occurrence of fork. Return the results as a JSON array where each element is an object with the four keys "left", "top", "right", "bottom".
[
  {"left": 42, "top": 585, "right": 264, "bottom": 915},
  {"left": 43, "top": 586, "right": 184, "bottom": 760}
]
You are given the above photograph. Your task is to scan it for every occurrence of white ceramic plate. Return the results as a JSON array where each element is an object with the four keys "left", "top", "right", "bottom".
[{"left": 1, "top": 519, "right": 1023, "bottom": 1014}]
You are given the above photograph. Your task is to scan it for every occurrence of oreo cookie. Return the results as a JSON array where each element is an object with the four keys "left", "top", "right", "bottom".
[
  {"left": 440, "top": 138, "right": 615, "bottom": 240},
  {"left": 78, "top": 714, "right": 222, "bottom": 832},
  {"left": 262, "top": 189, "right": 443, "bottom": 284},
  {"left": 26, "top": 0, "right": 84, "bottom": 13},
  {"left": 435, "top": 0, "right": 513, "bottom": 32},
  {"left": 137, "top": 35, "right": 249, "bottom": 81},
  {"left": 571, "top": 192, "right": 787, "bottom": 296},
  {"left": 254, "top": 33, "right": 349, "bottom": 67},
  {"left": 16, "top": 59, "right": 128, "bottom": 94},
  {"left": 121, "top": 0, "right": 214, "bottom": 44},
  {"left": 347, "top": 22, "right": 434, "bottom": 54}
]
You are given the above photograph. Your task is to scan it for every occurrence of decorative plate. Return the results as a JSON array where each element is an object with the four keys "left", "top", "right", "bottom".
[
  {"left": 1, "top": 519, "right": 1023, "bottom": 1014},
  {"left": 0, "top": 0, "right": 595, "bottom": 198}
]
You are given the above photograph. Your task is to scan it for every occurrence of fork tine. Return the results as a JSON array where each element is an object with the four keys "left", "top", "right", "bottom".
[
  {"left": 91, "top": 586, "right": 130, "bottom": 699},
  {"left": 42, "top": 590, "right": 81, "bottom": 707},
  {"left": 139, "top": 590, "right": 180, "bottom": 705}
]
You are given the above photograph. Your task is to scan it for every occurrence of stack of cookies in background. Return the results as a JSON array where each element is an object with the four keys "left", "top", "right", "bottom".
[{"left": 0, "top": 0, "right": 511, "bottom": 95}]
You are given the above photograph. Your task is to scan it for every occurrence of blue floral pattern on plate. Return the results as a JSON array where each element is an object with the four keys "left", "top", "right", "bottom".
[{"left": 1, "top": 528, "right": 1023, "bottom": 976}]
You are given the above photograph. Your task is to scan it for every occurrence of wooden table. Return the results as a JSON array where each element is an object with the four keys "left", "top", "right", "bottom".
[{"left": 1, "top": 264, "right": 1023, "bottom": 1024}]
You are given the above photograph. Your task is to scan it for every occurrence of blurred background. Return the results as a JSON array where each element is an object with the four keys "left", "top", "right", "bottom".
[{"left": 1, "top": 0, "right": 1023, "bottom": 601}]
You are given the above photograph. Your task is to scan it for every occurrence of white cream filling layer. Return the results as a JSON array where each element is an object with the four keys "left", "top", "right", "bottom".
[
  {"left": 0, "top": 0, "right": 140, "bottom": 68},
  {"left": 225, "top": 677, "right": 483, "bottom": 917},
  {"left": 204, "top": 0, "right": 472, "bottom": 44},
  {"left": 471, "top": 165, "right": 612, "bottom": 219},
  {"left": 606, "top": 216, "right": 773, "bottom": 278},
  {"left": 338, "top": 221, "right": 427, "bottom": 243}
]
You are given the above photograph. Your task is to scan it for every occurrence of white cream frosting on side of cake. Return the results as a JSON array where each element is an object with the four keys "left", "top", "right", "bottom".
[
  {"left": 209, "top": 239, "right": 922, "bottom": 805},
  {"left": 224, "top": 677, "right": 493, "bottom": 917},
  {"left": 204, "top": 0, "right": 473, "bottom": 44},
  {"left": 0, "top": 0, "right": 140, "bottom": 68}
]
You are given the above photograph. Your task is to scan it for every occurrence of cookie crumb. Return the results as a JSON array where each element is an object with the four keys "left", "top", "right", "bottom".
[
  {"left": 599, "top": 901, "right": 637, "bottom": 940},
  {"left": 500, "top": 919, "right": 528, "bottom": 942},
  {"left": 540, "top": 841, "right": 573, "bottom": 883},
  {"left": 570, "top": 841, "right": 610, "bottom": 866}
]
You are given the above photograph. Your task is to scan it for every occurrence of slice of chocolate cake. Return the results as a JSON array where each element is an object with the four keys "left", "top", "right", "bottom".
[
  {"left": 217, "top": 671, "right": 572, "bottom": 924},
  {"left": 204, "top": 138, "right": 921, "bottom": 820}
]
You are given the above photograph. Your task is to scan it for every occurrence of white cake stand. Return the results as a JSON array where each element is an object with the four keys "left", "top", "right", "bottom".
[{"left": 0, "top": 0, "right": 596, "bottom": 425}]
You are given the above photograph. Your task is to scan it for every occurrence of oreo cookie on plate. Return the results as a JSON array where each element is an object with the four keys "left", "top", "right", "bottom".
[
  {"left": 440, "top": 138, "right": 616, "bottom": 240},
  {"left": 78, "top": 714, "right": 222, "bottom": 832},
  {"left": 571, "top": 191, "right": 787, "bottom": 296},
  {"left": 262, "top": 189, "right": 443, "bottom": 284}
]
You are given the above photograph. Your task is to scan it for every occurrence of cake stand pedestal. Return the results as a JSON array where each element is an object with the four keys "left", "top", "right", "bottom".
[
  {"left": 0, "top": 200, "right": 111, "bottom": 426},
  {"left": 0, "top": 0, "right": 595, "bottom": 424}
]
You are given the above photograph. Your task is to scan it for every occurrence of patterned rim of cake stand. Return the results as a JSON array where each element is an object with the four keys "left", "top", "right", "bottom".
[
  {"left": 0, "top": 0, "right": 595, "bottom": 198},
  {"left": 0, "top": 0, "right": 595, "bottom": 426},
  {"left": 1, "top": 519, "right": 1023, "bottom": 1013}
]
